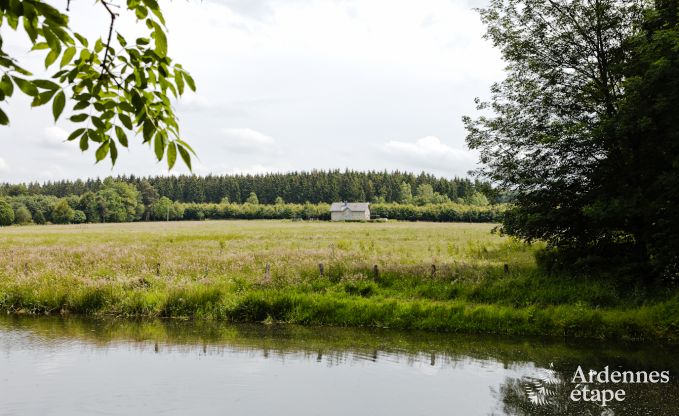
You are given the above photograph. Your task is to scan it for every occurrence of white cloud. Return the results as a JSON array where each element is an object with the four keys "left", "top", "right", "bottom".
[
  {"left": 176, "top": 93, "right": 213, "bottom": 112},
  {"left": 0, "top": 157, "right": 9, "bottom": 173},
  {"left": 220, "top": 128, "right": 276, "bottom": 153},
  {"left": 41, "top": 126, "right": 68, "bottom": 148},
  {"left": 381, "top": 136, "right": 477, "bottom": 176},
  {"left": 0, "top": 0, "right": 502, "bottom": 182}
]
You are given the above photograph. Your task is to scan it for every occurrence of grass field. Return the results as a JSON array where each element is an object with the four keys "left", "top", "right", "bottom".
[{"left": 1, "top": 220, "right": 678, "bottom": 341}]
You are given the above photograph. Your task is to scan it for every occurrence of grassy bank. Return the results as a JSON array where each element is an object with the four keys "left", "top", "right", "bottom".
[{"left": 0, "top": 221, "right": 677, "bottom": 341}]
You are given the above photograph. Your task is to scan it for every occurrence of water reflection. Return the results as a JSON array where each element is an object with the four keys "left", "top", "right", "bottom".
[{"left": 0, "top": 316, "right": 677, "bottom": 416}]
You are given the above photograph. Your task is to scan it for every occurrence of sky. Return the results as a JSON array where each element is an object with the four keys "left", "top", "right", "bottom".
[{"left": 0, "top": 0, "right": 502, "bottom": 183}]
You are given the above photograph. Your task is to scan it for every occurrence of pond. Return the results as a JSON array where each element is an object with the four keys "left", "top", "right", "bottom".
[{"left": 0, "top": 316, "right": 677, "bottom": 416}]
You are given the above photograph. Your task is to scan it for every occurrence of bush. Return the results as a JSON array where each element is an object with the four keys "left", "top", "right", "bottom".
[
  {"left": 33, "top": 210, "right": 46, "bottom": 225},
  {"left": 72, "top": 210, "right": 87, "bottom": 224},
  {"left": 0, "top": 199, "right": 14, "bottom": 226},
  {"left": 52, "top": 200, "right": 75, "bottom": 224},
  {"left": 183, "top": 204, "right": 205, "bottom": 220},
  {"left": 13, "top": 204, "right": 32, "bottom": 224}
]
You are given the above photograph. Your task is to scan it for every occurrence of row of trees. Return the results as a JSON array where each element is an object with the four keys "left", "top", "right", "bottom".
[
  {"left": 0, "top": 170, "right": 498, "bottom": 205},
  {"left": 179, "top": 202, "right": 502, "bottom": 222},
  {"left": 0, "top": 178, "right": 185, "bottom": 226},
  {"left": 0, "top": 177, "right": 501, "bottom": 226}
]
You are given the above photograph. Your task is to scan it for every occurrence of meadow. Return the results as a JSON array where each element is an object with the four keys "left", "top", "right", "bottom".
[{"left": 1, "top": 220, "right": 678, "bottom": 341}]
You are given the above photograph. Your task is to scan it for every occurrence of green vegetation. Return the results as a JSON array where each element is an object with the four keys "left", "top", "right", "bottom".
[
  {"left": 0, "top": 174, "right": 504, "bottom": 225},
  {"left": 0, "top": 170, "right": 496, "bottom": 205},
  {"left": 1, "top": 221, "right": 677, "bottom": 342},
  {"left": 465, "top": 0, "right": 679, "bottom": 280},
  {"left": 0, "top": 0, "right": 195, "bottom": 167},
  {"left": 0, "top": 199, "right": 14, "bottom": 226}
]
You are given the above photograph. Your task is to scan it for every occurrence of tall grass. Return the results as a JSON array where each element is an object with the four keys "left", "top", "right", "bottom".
[{"left": 0, "top": 221, "right": 677, "bottom": 341}]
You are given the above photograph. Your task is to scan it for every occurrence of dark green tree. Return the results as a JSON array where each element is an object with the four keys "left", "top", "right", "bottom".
[
  {"left": 0, "top": 199, "right": 14, "bottom": 225},
  {"left": 79, "top": 191, "right": 100, "bottom": 222},
  {"left": 591, "top": 0, "right": 679, "bottom": 275},
  {"left": 72, "top": 210, "right": 86, "bottom": 224},
  {"left": 52, "top": 199, "right": 74, "bottom": 224},
  {"left": 245, "top": 192, "right": 259, "bottom": 205},
  {"left": 13, "top": 203, "right": 32, "bottom": 224},
  {"left": 464, "top": 0, "right": 646, "bottom": 267}
]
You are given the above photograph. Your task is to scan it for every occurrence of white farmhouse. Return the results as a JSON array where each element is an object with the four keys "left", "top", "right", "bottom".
[{"left": 330, "top": 202, "right": 370, "bottom": 221}]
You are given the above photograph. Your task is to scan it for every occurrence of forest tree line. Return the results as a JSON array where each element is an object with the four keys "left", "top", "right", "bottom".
[
  {"left": 0, "top": 170, "right": 498, "bottom": 205},
  {"left": 0, "top": 172, "right": 502, "bottom": 225}
]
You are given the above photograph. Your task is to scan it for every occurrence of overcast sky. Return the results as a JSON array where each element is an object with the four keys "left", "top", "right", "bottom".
[{"left": 0, "top": 0, "right": 501, "bottom": 183}]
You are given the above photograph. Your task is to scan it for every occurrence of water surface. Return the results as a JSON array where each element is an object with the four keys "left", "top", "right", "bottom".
[{"left": 0, "top": 316, "right": 677, "bottom": 415}]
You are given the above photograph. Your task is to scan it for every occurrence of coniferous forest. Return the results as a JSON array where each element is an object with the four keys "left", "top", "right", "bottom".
[
  {"left": 0, "top": 170, "right": 502, "bottom": 225},
  {"left": 1, "top": 170, "right": 495, "bottom": 204}
]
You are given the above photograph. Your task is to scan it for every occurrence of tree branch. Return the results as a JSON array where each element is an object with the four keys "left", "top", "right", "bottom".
[{"left": 99, "top": 1, "right": 117, "bottom": 80}]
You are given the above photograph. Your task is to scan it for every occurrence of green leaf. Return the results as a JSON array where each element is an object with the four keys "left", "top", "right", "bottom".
[
  {"left": 31, "top": 89, "right": 57, "bottom": 107},
  {"left": 183, "top": 71, "right": 196, "bottom": 92},
  {"left": 73, "top": 100, "right": 90, "bottom": 110},
  {"left": 110, "top": 139, "right": 118, "bottom": 165},
  {"left": 33, "top": 79, "right": 59, "bottom": 90},
  {"left": 167, "top": 141, "right": 177, "bottom": 169},
  {"left": 31, "top": 42, "right": 49, "bottom": 51},
  {"left": 79, "top": 49, "right": 91, "bottom": 62},
  {"left": 119, "top": 113, "right": 133, "bottom": 130},
  {"left": 79, "top": 134, "right": 89, "bottom": 151},
  {"left": 116, "top": 32, "right": 127, "bottom": 47},
  {"left": 87, "top": 129, "right": 103, "bottom": 143},
  {"left": 45, "top": 49, "right": 59, "bottom": 68},
  {"left": 174, "top": 69, "right": 185, "bottom": 95},
  {"left": 67, "top": 128, "right": 86, "bottom": 141},
  {"left": 135, "top": 6, "right": 149, "bottom": 20},
  {"left": 42, "top": 26, "right": 61, "bottom": 53},
  {"left": 175, "top": 138, "right": 196, "bottom": 154},
  {"left": 115, "top": 126, "right": 128, "bottom": 147},
  {"left": 91, "top": 116, "right": 105, "bottom": 130},
  {"left": 0, "top": 108, "right": 9, "bottom": 126},
  {"left": 153, "top": 132, "right": 165, "bottom": 160},
  {"left": 142, "top": 120, "right": 154, "bottom": 142},
  {"left": 95, "top": 140, "right": 110, "bottom": 162},
  {"left": 177, "top": 144, "right": 192, "bottom": 170},
  {"left": 52, "top": 91, "right": 65, "bottom": 121},
  {"left": 70, "top": 113, "right": 88, "bottom": 122},
  {"left": 33, "top": 2, "right": 68, "bottom": 26},
  {"left": 142, "top": 0, "right": 163, "bottom": 19},
  {"left": 23, "top": 15, "right": 38, "bottom": 42},
  {"left": 0, "top": 75, "right": 14, "bottom": 97},
  {"left": 11, "top": 77, "right": 38, "bottom": 96},
  {"left": 152, "top": 21, "right": 167, "bottom": 57},
  {"left": 6, "top": 13, "right": 19, "bottom": 30},
  {"left": 74, "top": 33, "right": 89, "bottom": 47},
  {"left": 6, "top": 14, "right": 19, "bottom": 30},
  {"left": 60, "top": 46, "right": 76, "bottom": 68}
]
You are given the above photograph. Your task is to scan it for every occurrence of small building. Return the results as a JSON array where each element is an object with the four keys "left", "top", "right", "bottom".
[{"left": 330, "top": 202, "right": 370, "bottom": 221}]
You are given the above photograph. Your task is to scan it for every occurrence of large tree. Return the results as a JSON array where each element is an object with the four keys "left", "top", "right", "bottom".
[
  {"left": 0, "top": 0, "right": 195, "bottom": 168},
  {"left": 594, "top": 0, "right": 679, "bottom": 275},
  {"left": 464, "top": 1, "right": 646, "bottom": 264},
  {"left": 466, "top": 0, "right": 679, "bottom": 277}
]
